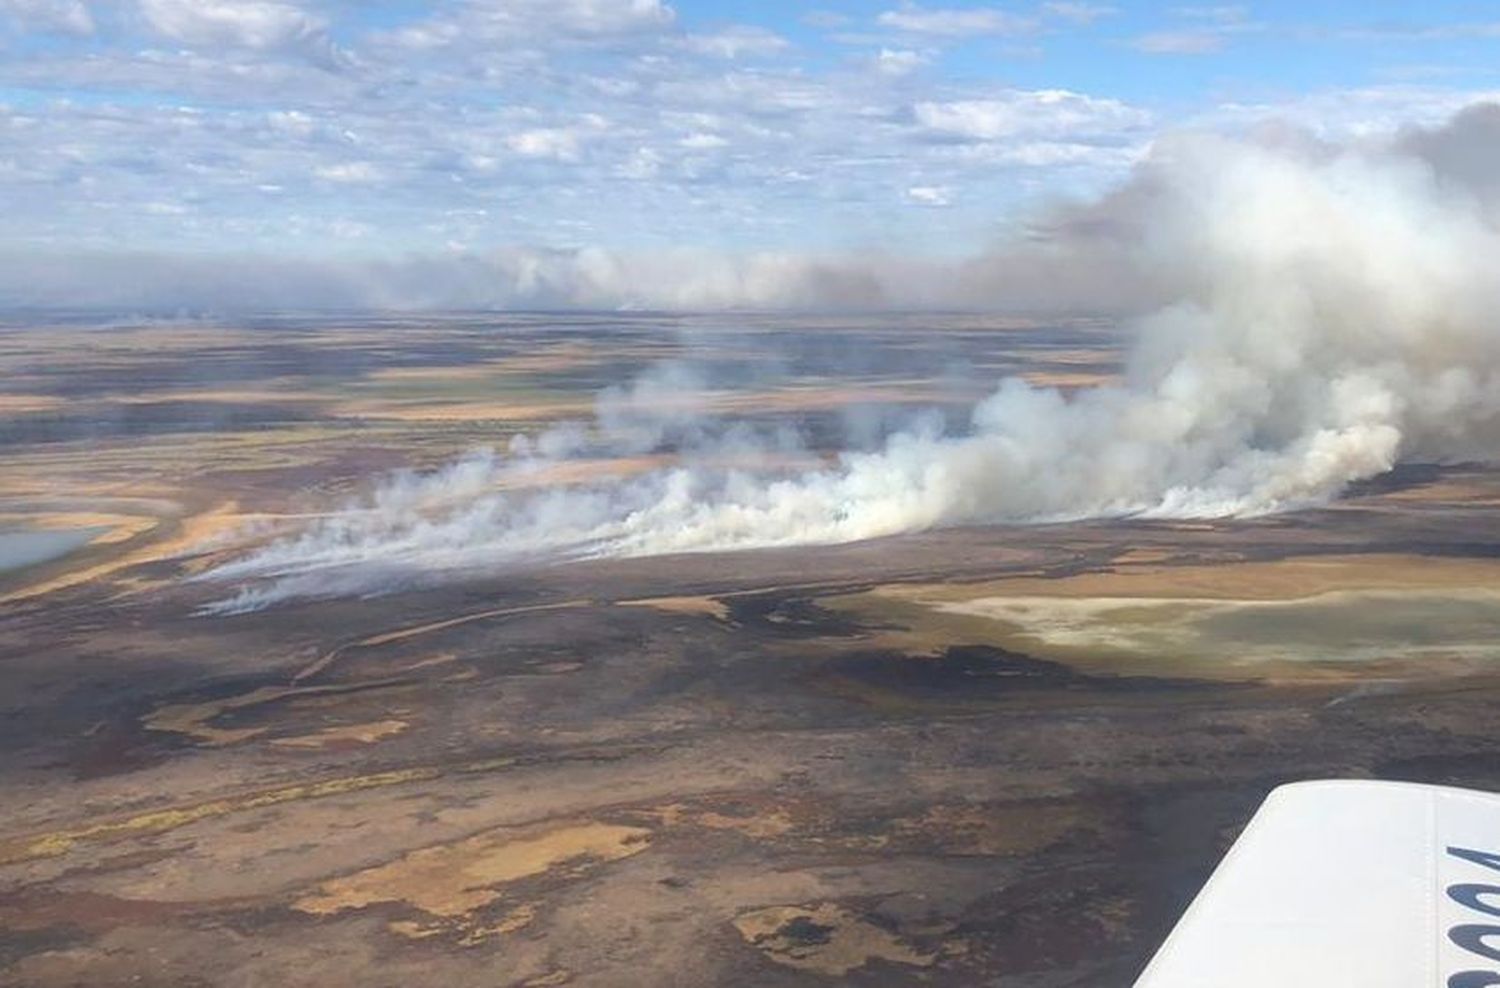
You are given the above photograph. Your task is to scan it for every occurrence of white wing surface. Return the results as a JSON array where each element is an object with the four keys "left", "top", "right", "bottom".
[{"left": 1135, "top": 779, "right": 1500, "bottom": 987}]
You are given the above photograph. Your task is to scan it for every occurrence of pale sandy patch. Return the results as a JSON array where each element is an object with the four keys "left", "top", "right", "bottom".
[
  {"left": 710, "top": 382, "right": 974, "bottom": 414},
  {"left": 1016, "top": 370, "right": 1119, "bottom": 389},
  {"left": 292, "top": 820, "right": 651, "bottom": 919},
  {"left": 112, "top": 388, "right": 326, "bottom": 405},
  {"left": 333, "top": 380, "right": 978, "bottom": 424},
  {"left": 618, "top": 596, "right": 731, "bottom": 622},
  {"left": 0, "top": 394, "right": 65, "bottom": 414},
  {"left": 643, "top": 803, "right": 795, "bottom": 839},
  {"left": 365, "top": 344, "right": 610, "bottom": 380},
  {"left": 143, "top": 681, "right": 392, "bottom": 747},
  {"left": 1374, "top": 479, "right": 1500, "bottom": 506},
  {"left": 0, "top": 766, "right": 444, "bottom": 866},
  {"left": 332, "top": 398, "right": 595, "bottom": 422},
  {"left": 931, "top": 588, "right": 1500, "bottom": 666},
  {"left": 873, "top": 554, "right": 1500, "bottom": 603},
  {"left": 269, "top": 719, "right": 409, "bottom": 749},
  {"left": 830, "top": 554, "right": 1500, "bottom": 675},
  {"left": 1023, "top": 347, "right": 1120, "bottom": 365},
  {"left": 1110, "top": 547, "right": 1178, "bottom": 564},
  {"left": 365, "top": 364, "right": 514, "bottom": 382}
]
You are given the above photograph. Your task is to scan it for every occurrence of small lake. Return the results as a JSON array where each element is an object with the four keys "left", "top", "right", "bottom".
[{"left": 0, "top": 526, "right": 106, "bottom": 575}]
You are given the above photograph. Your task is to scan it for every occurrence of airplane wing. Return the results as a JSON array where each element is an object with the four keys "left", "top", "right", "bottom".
[{"left": 1135, "top": 779, "right": 1500, "bottom": 987}]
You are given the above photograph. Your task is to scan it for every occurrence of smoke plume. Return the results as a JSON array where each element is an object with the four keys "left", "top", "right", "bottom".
[{"left": 203, "top": 107, "right": 1500, "bottom": 611}]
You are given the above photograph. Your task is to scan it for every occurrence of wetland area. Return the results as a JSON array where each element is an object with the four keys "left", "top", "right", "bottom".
[{"left": 4, "top": 315, "right": 1500, "bottom": 986}]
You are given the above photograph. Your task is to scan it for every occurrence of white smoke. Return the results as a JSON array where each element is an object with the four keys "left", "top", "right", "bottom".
[{"left": 202, "top": 110, "right": 1500, "bottom": 611}]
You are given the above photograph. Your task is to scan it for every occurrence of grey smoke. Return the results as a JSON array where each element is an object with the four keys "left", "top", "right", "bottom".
[{"left": 201, "top": 105, "right": 1500, "bottom": 611}]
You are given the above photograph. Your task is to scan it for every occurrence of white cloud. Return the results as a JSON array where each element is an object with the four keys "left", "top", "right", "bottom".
[
  {"left": 876, "top": 3, "right": 1034, "bottom": 37},
  {"left": 267, "top": 109, "right": 315, "bottom": 136},
  {"left": 905, "top": 184, "right": 950, "bottom": 206},
  {"left": 138, "top": 0, "right": 328, "bottom": 53},
  {"left": 508, "top": 129, "right": 582, "bottom": 160},
  {"left": 1131, "top": 28, "right": 1228, "bottom": 53},
  {"left": 7, "top": 0, "right": 1493, "bottom": 274},
  {"left": 1042, "top": 2, "right": 1117, "bottom": 26},
  {"left": 0, "top": 0, "right": 94, "bottom": 35},
  {"left": 618, "top": 145, "right": 662, "bottom": 178},
  {"left": 679, "top": 132, "right": 728, "bottom": 149},
  {"left": 991, "top": 140, "right": 1140, "bottom": 166},
  {"left": 325, "top": 217, "right": 372, "bottom": 239},
  {"left": 915, "top": 90, "right": 1150, "bottom": 141},
  {"left": 802, "top": 10, "right": 850, "bottom": 29},
  {"left": 9, "top": 100, "right": 1500, "bottom": 321},
  {"left": 874, "top": 47, "right": 929, "bottom": 76},
  {"left": 543, "top": 0, "right": 675, "bottom": 34},
  {"left": 506, "top": 118, "right": 609, "bottom": 160},
  {"left": 387, "top": 0, "right": 675, "bottom": 49},
  {"left": 680, "top": 25, "right": 789, "bottom": 58},
  {"left": 1335, "top": 21, "right": 1500, "bottom": 43},
  {"left": 1131, "top": 5, "right": 1254, "bottom": 54},
  {"left": 314, "top": 161, "right": 381, "bottom": 183},
  {"left": 1204, "top": 85, "right": 1500, "bottom": 140},
  {"left": 1176, "top": 5, "right": 1248, "bottom": 22}
]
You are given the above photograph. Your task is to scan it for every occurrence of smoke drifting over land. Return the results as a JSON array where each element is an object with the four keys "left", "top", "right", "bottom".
[{"left": 205, "top": 106, "right": 1500, "bottom": 611}]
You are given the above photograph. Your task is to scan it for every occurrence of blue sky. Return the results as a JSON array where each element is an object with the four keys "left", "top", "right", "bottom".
[{"left": 2, "top": 0, "right": 1498, "bottom": 264}]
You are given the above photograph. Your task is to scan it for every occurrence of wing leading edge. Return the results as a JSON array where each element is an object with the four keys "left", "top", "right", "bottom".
[{"left": 1135, "top": 780, "right": 1500, "bottom": 987}]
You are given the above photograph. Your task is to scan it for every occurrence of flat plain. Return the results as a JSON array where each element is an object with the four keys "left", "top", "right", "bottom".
[{"left": 4, "top": 314, "right": 1500, "bottom": 987}]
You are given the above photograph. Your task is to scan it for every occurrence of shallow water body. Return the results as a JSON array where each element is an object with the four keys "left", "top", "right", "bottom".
[{"left": 0, "top": 526, "right": 105, "bottom": 575}]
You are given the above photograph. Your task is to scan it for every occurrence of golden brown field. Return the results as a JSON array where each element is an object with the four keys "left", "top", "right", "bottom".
[{"left": 3, "top": 315, "right": 1499, "bottom": 987}]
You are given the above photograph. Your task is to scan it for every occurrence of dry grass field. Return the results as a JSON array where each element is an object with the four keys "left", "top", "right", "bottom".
[{"left": 3, "top": 315, "right": 1499, "bottom": 987}]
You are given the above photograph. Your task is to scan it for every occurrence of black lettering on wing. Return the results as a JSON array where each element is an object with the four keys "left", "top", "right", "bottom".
[
  {"left": 1450, "top": 848, "right": 1500, "bottom": 874},
  {"left": 1450, "top": 973, "right": 1500, "bottom": 988},
  {"left": 1451, "top": 886, "right": 1500, "bottom": 919},
  {"left": 1451, "top": 925, "right": 1500, "bottom": 963}
]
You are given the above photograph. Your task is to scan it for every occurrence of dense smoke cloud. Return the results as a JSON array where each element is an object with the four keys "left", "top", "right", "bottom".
[{"left": 203, "top": 106, "right": 1500, "bottom": 610}]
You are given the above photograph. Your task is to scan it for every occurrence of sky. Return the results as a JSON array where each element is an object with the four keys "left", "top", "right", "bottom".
[{"left": 2, "top": 0, "right": 1500, "bottom": 306}]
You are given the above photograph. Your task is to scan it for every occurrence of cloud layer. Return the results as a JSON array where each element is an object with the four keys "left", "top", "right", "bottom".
[
  {"left": 0, "top": 0, "right": 1161, "bottom": 266},
  {"left": 9, "top": 0, "right": 1498, "bottom": 282}
]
